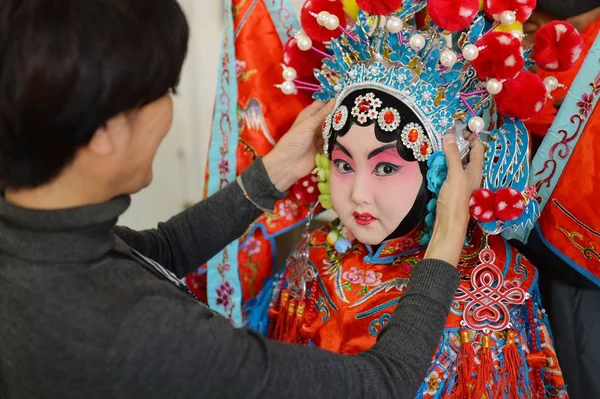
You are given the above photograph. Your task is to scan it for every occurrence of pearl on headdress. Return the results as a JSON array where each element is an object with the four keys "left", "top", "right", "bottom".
[
  {"left": 409, "top": 34, "right": 425, "bottom": 51},
  {"left": 325, "top": 14, "right": 340, "bottom": 30},
  {"left": 386, "top": 16, "right": 404, "bottom": 33},
  {"left": 280, "top": 81, "right": 296, "bottom": 95},
  {"left": 468, "top": 116, "right": 485, "bottom": 133},
  {"left": 282, "top": 67, "right": 297, "bottom": 81},
  {"left": 486, "top": 78, "right": 503, "bottom": 94},
  {"left": 499, "top": 10, "right": 517, "bottom": 26},
  {"left": 440, "top": 49, "right": 458, "bottom": 68},
  {"left": 297, "top": 36, "right": 313, "bottom": 51},
  {"left": 543, "top": 76, "right": 559, "bottom": 92},
  {"left": 317, "top": 11, "right": 330, "bottom": 27},
  {"left": 462, "top": 44, "right": 479, "bottom": 61}
]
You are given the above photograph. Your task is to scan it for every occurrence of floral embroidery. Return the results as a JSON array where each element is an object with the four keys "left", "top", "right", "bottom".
[
  {"left": 218, "top": 159, "right": 230, "bottom": 177},
  {"left": 577, "top": 92, "right": 593, "bottom": 117},
  {"left": 242, "top": 237, "right": 261, "bottom": 256},
  {"left": 364, "top": 270, "right": 383, "bottom": 286},
  {"left": 216, "top": 281, "right": 234, "bottom": 310},
  {"left": 342, "top": 267, "right": 365, "bottom": 285},
  {"left": 425, "top": 371, "right": 442, "bottom": 395},
  {"left": 277, "top": 199, "right": 299, "bottom": 220}
]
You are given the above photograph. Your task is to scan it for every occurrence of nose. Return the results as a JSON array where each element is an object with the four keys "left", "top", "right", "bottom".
[{"left": 350, "top": 171, "right": 373, "bottom": 206}]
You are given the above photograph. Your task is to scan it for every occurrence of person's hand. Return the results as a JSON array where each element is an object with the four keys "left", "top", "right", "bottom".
[
  {"left": 424, "top": 131, "right": 485, "bottom": 267},
  {"left": 263, "top": 101, "right": 335, "bottom": 192}
]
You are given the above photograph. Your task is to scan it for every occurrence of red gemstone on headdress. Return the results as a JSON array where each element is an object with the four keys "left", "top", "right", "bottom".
[
  {"left": 334, "top": 112, "right": 343, "bottom": 124},
  {"left": 408, "top": 128, "right": 419, "bottom": 142},
  {"left": 322, "top": 121, "right": 327, "bottom": 129},
  {"left": 420, "top": 141, "right": 430, "bottom": 155},
  {"left": 384, "top": 110, "right": 395, "bottom": 124},
  {"left": 359, "top": 100, "right": 371, "bottom": 112}
]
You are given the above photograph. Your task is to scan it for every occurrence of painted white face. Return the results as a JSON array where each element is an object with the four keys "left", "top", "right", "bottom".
[{"left": 329, "top": 124, "right": 423, "bottom": 245}]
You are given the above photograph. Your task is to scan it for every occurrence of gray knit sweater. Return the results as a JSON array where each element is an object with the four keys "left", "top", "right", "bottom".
[{"left": 0, "top": 159, "right": 460, "bottom": 399}]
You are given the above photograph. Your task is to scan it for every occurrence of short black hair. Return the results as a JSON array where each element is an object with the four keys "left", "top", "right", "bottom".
[{"left": 0, "top": 0, "right": 189, "bottom": 188}]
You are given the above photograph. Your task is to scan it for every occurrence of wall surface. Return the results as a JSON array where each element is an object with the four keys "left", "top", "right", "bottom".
[{"left": 119, "top": 0, "right": 305, "bottom": 229}]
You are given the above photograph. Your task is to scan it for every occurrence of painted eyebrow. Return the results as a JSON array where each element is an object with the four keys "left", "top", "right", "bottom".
[
  {"left": 367, "top": 144, "right": 397, "bottom": 159},
  {"left": 333, "top": 142, "right": 352, "bottom": 158}
]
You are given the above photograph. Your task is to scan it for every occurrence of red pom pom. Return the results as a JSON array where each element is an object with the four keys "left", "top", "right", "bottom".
[
  {"left": 483, "top": 0, "right": 536, "bottom": 23},
  {"left": 470, "top": 189, "right": 497, "bottom": 222},
  {"left": 495, "top": 71, "right": 547, "bottom": 119},
  {"left": 428, "top": 0, "right": 479, "bottom": 32},
  {"left": 356, "top": 0, "right": 403, "bottom": 15},
  {"left": 283, "top": 37, "right": 325, "bottom": 81},
  {"left": 290, "top": 174, "right": 320, "bottom": 204},
  {"left": 301, "top": 0, "right": 346, "bottom": 42},
  {"left": 495, "top": 188, "right": 525, "bottom": 221},
  {"left": 472, "top": 32, "right": 524, "bottom": 80},
  {"left": 533, "top": 21, "right": 583, "bottom": 72}
]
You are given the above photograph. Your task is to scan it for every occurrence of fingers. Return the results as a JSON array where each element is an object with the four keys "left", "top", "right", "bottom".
[
  {"left": 442, "top": 133, "right": 462, "bottom": 174},
  {"left": 305, "top": 100, "right": 335, "bottom": 129},
  {"left": 303, "top": 100, "right": 330, "bottom": 117},
  {"left": 465, "top": 136, "right": 485, "bottom": 190}
]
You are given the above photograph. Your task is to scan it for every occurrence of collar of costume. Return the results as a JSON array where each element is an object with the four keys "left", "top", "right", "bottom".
[{"left": 362, "top": 223, "right": 425, "bottom": 264}]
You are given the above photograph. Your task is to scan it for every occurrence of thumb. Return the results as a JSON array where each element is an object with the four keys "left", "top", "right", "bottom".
[{"left": 443, "top": 133, "right": 462, "bottom": 175}]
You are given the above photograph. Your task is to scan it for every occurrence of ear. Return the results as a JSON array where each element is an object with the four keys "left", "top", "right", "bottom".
[{"left": 87, "top": 124, "right": 115, "bottom": 156}]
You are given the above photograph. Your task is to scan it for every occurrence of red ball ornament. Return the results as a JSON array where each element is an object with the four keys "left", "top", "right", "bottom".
[
  {"left": 428, "top": 0, "right": 479, "bottom": 32},
  {"left": 283, "top": 37, "right": 325, "bottom": 81},
  {"left": 495, "top": 71, "right": 547, "bottom": 120},
  {"left": 290, "top": 174, "right": 320, "bottom": 204},
  {"left": 533, "top": 21, "right": 583, "bottom": 72},
  {"left": 484, "top": 0, "right": 536, "bottom": 23},
  {"left": 472, "top": 32, "right": 524, "bottom": 80},
  {"left": 495, "top": 187, "right": 525, "bottom": 221},
  {"left": 469, "top": 188, "right": 497, "bottom": 222},
  {"left": 301, "top": 0, "right": 346, "bottom": 42},
  {"left": 356, "top": 0, "right": 403, "bottom": 15}
]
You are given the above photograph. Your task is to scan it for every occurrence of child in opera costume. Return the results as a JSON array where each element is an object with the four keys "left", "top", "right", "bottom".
[{"left": 247, "top": 0, "right": 584, "bottom": 397}]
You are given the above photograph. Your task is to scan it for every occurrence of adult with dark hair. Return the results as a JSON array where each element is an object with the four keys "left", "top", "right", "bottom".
[{"left": 0, "top": 1, "right": 481, "bottom": 398}]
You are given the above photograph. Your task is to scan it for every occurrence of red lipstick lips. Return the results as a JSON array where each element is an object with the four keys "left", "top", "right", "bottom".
[{"left": 353, "top": 212, "right": 377, "bottom": 226}]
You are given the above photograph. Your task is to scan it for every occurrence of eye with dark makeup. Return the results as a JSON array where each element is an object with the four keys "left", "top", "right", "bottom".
[
  {"left": 373, "top": 162, "right": 401, "bottom": 176},
  {"left": 333, "top": 159, "right": 353, "bottom": 174}
]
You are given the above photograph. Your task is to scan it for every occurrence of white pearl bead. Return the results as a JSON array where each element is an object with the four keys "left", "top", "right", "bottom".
[
  {"left": 409, "top": 34, "right": 425, "bottom": 51},
  {"left": 486, "top": 78, "right": 503, "bottom": 94},
  {"left": 462, "top": 44, "right": 479, "bottom": 61},
  {"left": 543, "top": 76, "right": 559, "bottom": 92},
  {"left": 282, "top": 67, "right": 297, "bottom": 81},
  {"left": 386, "top": 16, "right": 403, "bottom": 33},
  {"left": 280, "top": 81, "right": 296, "bottom": 95},
  {"left": 468, "top": 116, "right": 485, "bottom": 133},
  {"left": 440, "top": 49, "right": 458, "bottom": 68},
  {"left": 297, "top": 36, "right": 312, "bottom": 51},
  {"left": 324, "top": 14, "right": 340, "bottom": 30},
  {"left": 500, "top": 10, "right": 517, "bottom": 26},
  {"left": 317, "top": 11, "right": 330, "bottom": 27}
]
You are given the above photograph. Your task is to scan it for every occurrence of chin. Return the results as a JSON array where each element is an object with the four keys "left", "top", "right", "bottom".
[{"left": 345, "top": 223, "right": 386, "bottom": 246}]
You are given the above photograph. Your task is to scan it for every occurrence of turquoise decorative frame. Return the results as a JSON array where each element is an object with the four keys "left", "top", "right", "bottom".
[{"left": 205, "top": 0, "right": 300, "bottom": 325}]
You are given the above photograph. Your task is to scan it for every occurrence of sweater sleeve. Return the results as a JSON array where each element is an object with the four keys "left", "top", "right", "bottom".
[
  {"left": 109, "top": 259, "right": 460, "bottom": 399},
  {"left": 113, "top": 158, "right": 286, "bottom": 278}
]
